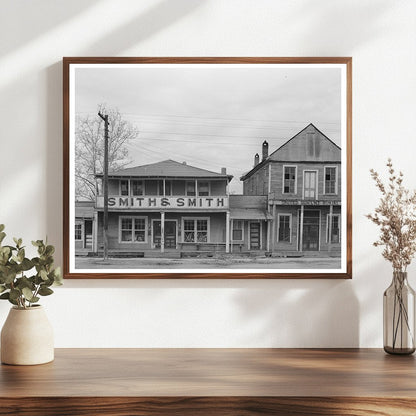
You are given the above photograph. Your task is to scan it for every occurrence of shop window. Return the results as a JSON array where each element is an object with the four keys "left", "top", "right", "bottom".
[
  {"left": 327, "top": 214, "right": 340, "bottom": 243},
  {"left": 120, "top": 217, "right": 147, "bottom": 243},
  {"left": 121, "top": 218, "right": 133, "bottom": 241},
  {"left": 283, "top": 166, "right": 296, "bottom": 194},
  {"left": 134, "top": 218, "right": 146, "bottom": 242},
  {"left": 278, "top": 214, "right": 291, "bottom": 242},
  {"left": 197, "top": 220, "right": 208, "bottom": 242},
  {"left": 232, "top": 220, "right": 244, "bottom": 241},
  {"left": 198, "top": 182, "right": 209, "bottom": 196},
  {"left": 325, "top": 167, "right": 337, "bottom": 194},
  {"left": 75, "top": 223, "right": 82, "bottom": 240},
  {"left": 186, "top": 181, "right": 196, "bottom": 196},
  {"left": 183, "top": 219, "right": 195, "bottom": 242},
  {"left": 120, "top": 180, "right": 129, "bottom": 196},
  {"left": 131, "top": 180, "right": 143, "bottom": 196},
  {"left": 183, "top": 218, "right": 209, "bottom": 243}
]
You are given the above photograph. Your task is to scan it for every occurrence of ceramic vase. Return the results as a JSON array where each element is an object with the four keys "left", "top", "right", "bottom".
[{"left": 1, "top": 305, "right": 54, "bottom": 365}]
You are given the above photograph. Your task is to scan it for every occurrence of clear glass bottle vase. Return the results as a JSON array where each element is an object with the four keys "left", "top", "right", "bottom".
[{"left": 383, "top": 271, "right": 415, "bottom": 355}]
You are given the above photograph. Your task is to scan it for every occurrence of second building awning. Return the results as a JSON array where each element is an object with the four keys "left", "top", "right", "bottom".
[{"left": 230, "top": 208, "right": 273, "bottom": 220}]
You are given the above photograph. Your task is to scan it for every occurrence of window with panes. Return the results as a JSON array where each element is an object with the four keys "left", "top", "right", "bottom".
[
  {"left": 283, "top": 166, "right": 296, "bottom": 194},
  {"left": 232, "top": 220, "right": 243, "bottom": 241},
  {"left": 186, "top": 181, "right": 196, "bottom": 196},
  {"left": 120, "top": 217, "right": 146, "bottom": 242},
  {"left": 325, "top": 167, "right": 337, "bottom": 194},
  {"left": 198, "top": 182, "right": 209, "bottom": 196},
  {"left": 131, "top": 180, "right": 143, "bottom": 196},
  {"left": 183, "top": 219, "right": 208, "bottom": 243},
  {"left": 75, "top": 223, "right": 82, "bottom": 240},
  {"left": 327, "top": 215, "right": 340, "bottom": 243},
  {"left": 120, "top": 180, "right": 129, "bottom": 196}
]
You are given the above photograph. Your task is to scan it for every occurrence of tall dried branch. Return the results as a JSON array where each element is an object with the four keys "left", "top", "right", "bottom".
[{"left": 366, "top": 159, "right": 416, "bottom": 272}]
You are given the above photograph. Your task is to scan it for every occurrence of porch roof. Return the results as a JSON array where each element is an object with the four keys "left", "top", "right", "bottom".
[
  {"left": 230, "top": 208, "right": 273, "bottom": 220},
  {"left": 96, "top": 160, "right": 233, "bottom": 181},
  {"left": 75, "top": 201, "right": 94, "bottom": 219}
]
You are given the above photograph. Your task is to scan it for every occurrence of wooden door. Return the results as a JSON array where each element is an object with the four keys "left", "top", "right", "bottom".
[
  {"left": 301, "top": 211, "right": 320, "bottom": 251},
  {"left": 304, "top": 171, "right": 317, "bottom": 199},
  {"left": 84, "top": 220, "right": 93, "bottom": 249},
  {"left": 153, "top": 221, "right": 176, "bottom": 248},
  {"left": 164, "top": 221, "right": 176, "bottom": 248},
  {"left": 250, "top": 222, "right": 260, "bottom": 250}
]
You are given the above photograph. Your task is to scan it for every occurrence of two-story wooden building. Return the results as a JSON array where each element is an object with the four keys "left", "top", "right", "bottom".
[
  {"left": 75, "top": 124, "right": 340, "bottom": 259},
  {"left": 241, "top": 123, "right": 341, "bottom": 256},
  {"left": 90, "top": 160, "right": 234, "bottom": 256}
]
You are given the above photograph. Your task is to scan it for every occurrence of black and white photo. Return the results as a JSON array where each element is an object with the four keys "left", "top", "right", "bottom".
[{"left": 63, "top": 58, "right": 352, "bottom": 278}]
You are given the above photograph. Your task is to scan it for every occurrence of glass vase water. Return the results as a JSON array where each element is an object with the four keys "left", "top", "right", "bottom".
[{"left": 383, "top": 271, "right": 415, "bottom": 355}]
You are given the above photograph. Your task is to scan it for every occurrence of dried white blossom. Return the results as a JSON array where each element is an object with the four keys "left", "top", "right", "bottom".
[{"left": 366, "top": 159, "right": 416, "bottom": 272}]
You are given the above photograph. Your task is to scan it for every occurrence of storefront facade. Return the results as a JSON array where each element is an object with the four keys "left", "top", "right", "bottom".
[
  {"left": 74, "top": 124, "right": 340, "bottom": 258},
  {"left": 241, "top": 123, "right": 342, "bottom": 257},
  {"left": 92, "top": 160, "right": 233, "bottom": 255}
]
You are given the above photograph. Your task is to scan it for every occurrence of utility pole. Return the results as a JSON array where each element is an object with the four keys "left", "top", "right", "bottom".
[{"left": 98, "top": 112, "right": 109, "bottom": 260}]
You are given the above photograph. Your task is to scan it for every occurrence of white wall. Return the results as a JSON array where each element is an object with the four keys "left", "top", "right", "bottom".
[{"left": 1, "top": 0, "right": 415, "bottom": 347}]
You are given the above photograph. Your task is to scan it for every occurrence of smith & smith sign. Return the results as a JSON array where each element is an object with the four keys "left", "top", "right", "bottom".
[{"left": 96, "top": 196, "right": 229, "bottom": 209}]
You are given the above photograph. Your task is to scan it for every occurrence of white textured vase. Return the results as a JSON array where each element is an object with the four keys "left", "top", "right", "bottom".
[{"left": 1, "top": 305, "right": 54, "bottom": 365}]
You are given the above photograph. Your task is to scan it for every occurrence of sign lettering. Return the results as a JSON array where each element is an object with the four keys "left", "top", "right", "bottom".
[
  {"left": 96, "top": 196, "right": 229, "bottom": 209},
  {"left": 273, "top": 199, "right": 341, "bottom": 206}
]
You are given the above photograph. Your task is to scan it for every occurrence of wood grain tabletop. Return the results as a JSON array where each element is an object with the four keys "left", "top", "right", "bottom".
[{"left": 1, "top": 348, "right": 415, "bottom": 415}]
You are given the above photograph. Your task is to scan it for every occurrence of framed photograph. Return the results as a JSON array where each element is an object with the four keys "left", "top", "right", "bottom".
[{"left": 63, "top": 57, "right": 352, "bottom": 279}]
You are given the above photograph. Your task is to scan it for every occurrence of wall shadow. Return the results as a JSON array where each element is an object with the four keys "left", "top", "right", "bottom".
[
  {"left": 232, "top": 279, "right": 359, "bottom": 347},
  {"left": 0, "top": 0, "right": 100, "bottom": 56},
  {"left": 81, "top": 0, "right": 205, "bottom": 56},
  {"left": 287, "top": 0, "right": 392, "bottom": 52}
]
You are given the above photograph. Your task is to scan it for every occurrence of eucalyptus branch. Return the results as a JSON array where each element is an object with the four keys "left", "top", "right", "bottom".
[{"left": 0, "top": 225, "right": 63, "bottom": 309}]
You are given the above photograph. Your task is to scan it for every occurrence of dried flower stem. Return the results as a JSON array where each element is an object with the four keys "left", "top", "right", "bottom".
[{"left": 366, "top": 159, "right": 416, "bottom": 272}]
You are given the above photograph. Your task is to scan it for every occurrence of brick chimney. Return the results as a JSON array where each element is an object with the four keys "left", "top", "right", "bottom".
[
  {"left": 221, "top": 167, "right": 227, "bottom": 174},
  {"left": 262, "top": 140, "right": 269, "bottom": 161},
  {"left": 254, "top": 153, "right": 260, "bottom": 166}
]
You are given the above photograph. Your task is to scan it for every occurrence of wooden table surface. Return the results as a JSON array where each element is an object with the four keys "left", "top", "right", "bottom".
[{"left": 1, "top": 348, "right": 415, "bottom": 415}]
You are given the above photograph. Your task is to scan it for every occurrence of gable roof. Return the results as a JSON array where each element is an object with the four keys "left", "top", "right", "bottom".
[
  {"left": 97, "top": 159, "right": 233, "bottom": 181},
  {"left": 240, "top": 123, "right": 341, "bottom": 181},
  {"left": 269, "top": 123, "right": 341, "bottom": 157}
]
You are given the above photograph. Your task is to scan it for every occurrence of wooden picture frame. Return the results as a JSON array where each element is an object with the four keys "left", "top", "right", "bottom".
[{"left": 63, "top": 57, "right": 352, "bottom": 279}]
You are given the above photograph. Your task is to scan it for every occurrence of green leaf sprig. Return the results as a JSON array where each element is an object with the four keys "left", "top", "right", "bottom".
[{"left": 0, "top": 224, "right": 62, "bottom": 308}]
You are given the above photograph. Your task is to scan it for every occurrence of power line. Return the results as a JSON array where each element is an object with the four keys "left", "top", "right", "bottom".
[
  {"left": 135, "top": 130, "right": 311, "bottom": 141},
  {"left": 126, "top": 141, "right": 245, "bottom": 172},
  {"left": 76, "top": 110, "right": 340, "bottom": 127},
  {"left": 121, "top": 112, "right": 341, "bottom": 125},
  {"left": 122, "top": 114, "right": 341, "bottom": 133},
  {"left": 128, "top": 136, "right": 279, "bottom": 147}
]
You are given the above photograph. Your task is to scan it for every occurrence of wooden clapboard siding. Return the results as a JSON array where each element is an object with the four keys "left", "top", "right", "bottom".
[{"left": 269, "top": 161, "right": 341, "bottom": 200}]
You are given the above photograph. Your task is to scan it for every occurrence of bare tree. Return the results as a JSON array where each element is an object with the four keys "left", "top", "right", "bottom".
[{"left": 75, "top": 104, "right": 139, "bottom": 200}]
